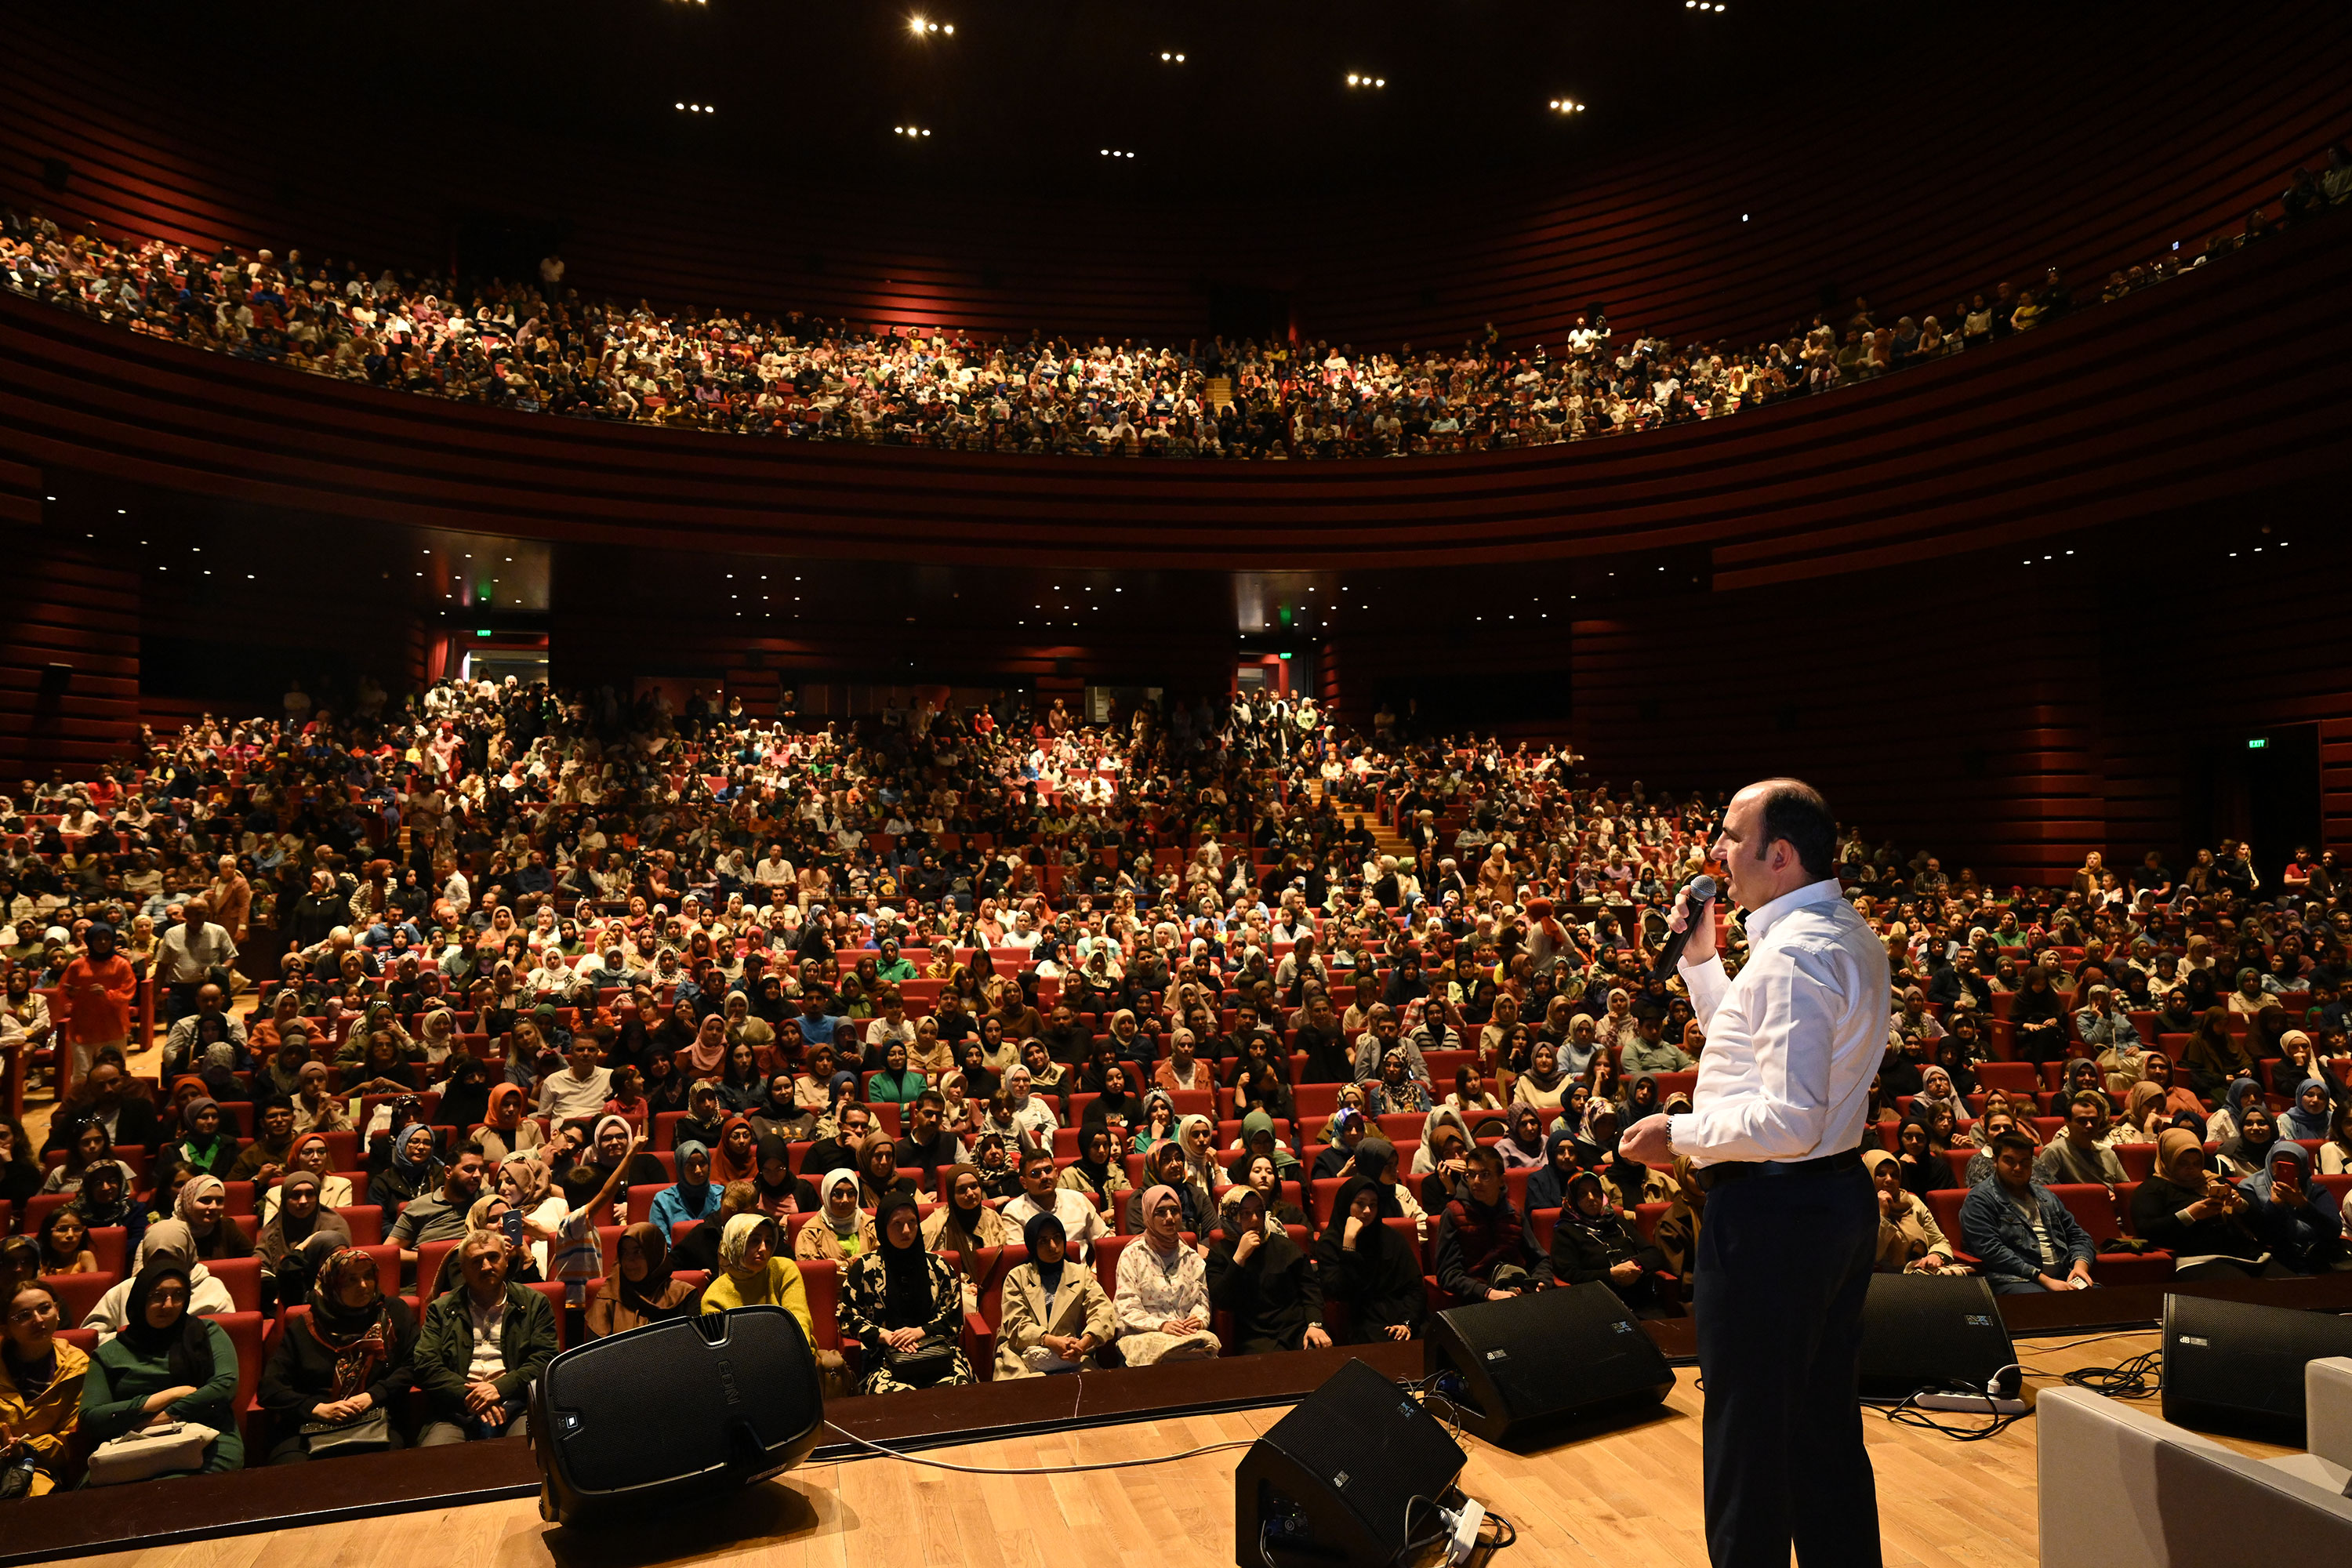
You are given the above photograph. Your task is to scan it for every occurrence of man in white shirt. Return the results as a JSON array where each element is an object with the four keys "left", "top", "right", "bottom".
[
  {"left": 535, "top": 1035, "right": 613, "bottom": 1122},
  {"left": 1000, "top": 1148, "right": 1109, "bottom": 1261},
  {"left": 1621, "top": 779, "right": 1886, "bottom": 1568},
  {"left": 156, "top": 899, "right": 238, "bottom": 1021}
]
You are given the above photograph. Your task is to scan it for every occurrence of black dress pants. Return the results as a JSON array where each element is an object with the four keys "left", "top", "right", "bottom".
[{"left": 1692, "top": 1162, "right": 1882, "bottom": 1568}]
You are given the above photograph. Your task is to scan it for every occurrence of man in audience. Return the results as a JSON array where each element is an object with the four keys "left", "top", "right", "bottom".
[
  {"left": 416, "top": 1230, "right": 558, "bottom": 1444},
  {"left": 391, "top": 1149, "right": 485, "bottom": 1268},
  {"left": 1004, "top": 1146, "right": 1112, "bottom": 1260},
  {"left": 2034, "top": 1091, "right": 2129, "bottom": 1185},
  {"left": 1960, "top": 1132, "right": 2098, "bottom": 1294}
]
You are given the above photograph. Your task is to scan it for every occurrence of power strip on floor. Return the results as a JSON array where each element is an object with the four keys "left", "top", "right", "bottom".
[{"left": 1914, "top": 1392, "right": 2028, "bottom": 1415}]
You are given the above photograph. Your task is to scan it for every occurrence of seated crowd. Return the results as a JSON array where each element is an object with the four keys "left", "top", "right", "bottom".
[
  {"left": 4, "top": 142, "right": 2347, "bottom": 458},
  {"left": 1, "top": 678, "right": 2348, "bottom": 1496}
]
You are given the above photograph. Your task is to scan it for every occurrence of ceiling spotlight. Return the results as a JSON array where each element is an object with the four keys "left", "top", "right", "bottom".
[{"left": 910, "top": 15, "right": 927, "bottom": 33}]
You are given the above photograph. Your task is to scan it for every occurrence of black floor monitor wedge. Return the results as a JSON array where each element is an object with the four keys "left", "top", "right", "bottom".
[
  {"left": 1234, "top": 1358, "right": 1466, "bottom": 1567},
  {"left": 1857, "top": 1272, "right": 2018, "bottom": 1403},
  {"left": 2162, "top": 1291, "right": 2352, "bottom": 1443},
  {"left": 1426, "top": 1281, "right": 1675, "bottom": 1447},
  {"left": 529, "top": 1305, "right": 825, "bottom": 1526}
]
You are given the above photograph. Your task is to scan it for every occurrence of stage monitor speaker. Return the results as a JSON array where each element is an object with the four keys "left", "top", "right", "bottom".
[
  {"left": 2162, "top": 1291, "right": 2352, "bottom": 1443},
  {"left": 1426, "top": 1281, "right": 1674, "bottom": 1447},
  {"left": 1233, "top": 1357, "right": 1465, "bottom": 1568},
  {"left": 1857, "top": 1272, "right": 2018, "bottom": 1402},
  {"left": 528, "top": 1305, "right": 824, "bottom": 1526}
]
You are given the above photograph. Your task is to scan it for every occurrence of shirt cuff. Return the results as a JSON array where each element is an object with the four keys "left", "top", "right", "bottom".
[{"left": 1666, "top": 1112, "right": 1700, "bottom": 1157}]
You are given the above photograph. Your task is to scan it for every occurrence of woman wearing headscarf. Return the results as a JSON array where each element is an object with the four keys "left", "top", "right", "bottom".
[
  {"left": 1511, "top": 1040, "right": 1569, "bottom": 1114},
  {"left": 709, "top": 1114, "right": 761, "bottom": 1187},
  {"left": 749, "top": 1073, "right": 808, "bottom": 1144},
  {"left": 1174, "top": 1112, "right": 1221, "bottom": 1203},
  {"left": 176, "top": 1174, "right": 254, "bottom": 1261},
  {"left": 63, "top": 1157, "right": 147, "bottom": 1261},
  {"left": 1617, "top": 1070, "right": 1664, "bottom": 1128},
  {"left": 699, "top": 1214, "right": 816, "bottom": 1345},
  {"left": 995, "top": 1210, "right": 1117, "bottom": 1378},
  {"left": 1526, "top": 1125, "right": 1584, "bottom": 1214},
  {"left": 1549, "top": 1169, "right": 1672, "bottom": 1315},
  {"left": 2217, "top": 1104, "right": 2285, "bottom": 1180},
  {"left": 430, "top": 1058, "right": 491, "bottom": 1141},
  {"left": 1112, "top": 1185, "right": 1220, "bottom": 1365},
  {"left": 2243, "top": 1140, "right": 2346, "bottom": 1274},
  {"left": 855, "top": 1131, "right": 915, "bottom": 1208},
  {"left": 1349, "top": 1136, "right": 1430, "bottom": 1240},
  {"left": 649, "top": 1140, "right": 724, "bottom": 1239},
  {"left": 165, "top": 1097, "right": 241, "bottom": 1178},
  {"left": 922, "top": 1163, "right": 1011, "bottom": 1310},
  {"left": 368, "top": 1121, "right": 439, "bottom": 1218},
  {"left": 473, "top": 1083, "right": 546, "bottom": 1167},
  {"left": 793, "top": 1169, "right": 878, "bottom": 1263},
  {"left": 586, "top": 1222, "right": 702, "bottom": 1338},
  {"left": 584, "top": 1114, "right": 668, "bottom": 1189},
  {"left": 1478, "top": 1106, "right": 1538, "bottom": 1178},
  {"left": 79, "top": 1261, "right": 244, "bottom": 1472},
  {"left": 2281, "top": 1076, "right": 2336, "bottom": 1144},
  {"left": 841, "top": 1192, "right": 972, "bottom": 1392},
  {"left": 2205, "top": 1076, "right": 2266, "bottom": 1149},
  {"left": 1224, "top": 1109, "right": 1298, "bottom": 1186},
  {"left": 256, "top": 1171, "right": 354, "bottom": 1310},
  {"left": 2112, "top": 1082, "right": 2171, "bottom": 1145},
  {"left": 1058, "top": 1124, "right": 1133, "bottom": 1208},
  {"left": 1909, "top": 1064, "right": 1964, "bottom": 1124},
  {"left": 2136, "top": 1051, "right": 2205, "bottom": 1120},
  {"left": 495, "top": 1154, "right": 568, "bottom": 1276},
  {"left": 1313, "top": 1176, "right": 1427, "bottom": 1344},
  {"left": 79, "top": 1221, "right": 237, "bottom": 1333},
  {"left": 2128, "top": 1127, "right": 2289, "bottom": 1279},
  {"left": 2178, "top": 1007, "right": 2257, "bottom": 1098},
  {"left": 0, "top": 1279, "right": 87, "bottom": 1495},
  {"left": 1860, "top": 1149, "right": 1961, "bottom": 1275},
  {"left": 257, "top": 1247, "right": 416, "bottom": 1462},
  {"left": 682, "top": 1013, "right": 730, "bottom": 1080},
  {"left": 1207, "top": 1185, "right": 1330, "bottom": 1355}
]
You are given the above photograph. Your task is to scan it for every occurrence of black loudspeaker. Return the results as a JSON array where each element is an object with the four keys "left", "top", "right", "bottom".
[
  {"left": 1233, "top": 1358, "right": 1465, "bottom": 1568},
  {"left": 1426, "top": 1281, "right": 1674, "bottom": 1446},
  {"left": 528, "top": 1306, "right": 824, "bottom": 1525},
  {"left": 2162, "top": 1292, "right": 2352, "bottom": 1443},
  {"left": 1857, "top": 1272, "right": 2017, "bottom": 1401}
]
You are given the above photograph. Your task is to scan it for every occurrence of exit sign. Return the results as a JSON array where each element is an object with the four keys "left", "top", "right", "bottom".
[{"left": 2248, "top": 737, "right": 2270, "bottom": 750}]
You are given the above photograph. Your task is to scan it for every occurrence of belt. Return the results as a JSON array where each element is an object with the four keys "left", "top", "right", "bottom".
[{"left": 1694, "top": 1145, "right": 1864, "bottom": 1192}]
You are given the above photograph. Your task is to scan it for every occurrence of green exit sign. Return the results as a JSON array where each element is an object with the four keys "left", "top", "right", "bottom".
[{"left": 2248, "top": 737, "right": 2270, "bottom": 750}]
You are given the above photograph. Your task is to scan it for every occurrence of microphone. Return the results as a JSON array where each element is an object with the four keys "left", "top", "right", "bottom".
[{"left": 1652, "top": 873, "right": 1719, "bottom": 982}]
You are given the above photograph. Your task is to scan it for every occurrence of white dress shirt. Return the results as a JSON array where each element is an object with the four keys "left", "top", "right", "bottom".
[{"left": 1667, "top": 879, "right": 1887, "bottom": 1166}]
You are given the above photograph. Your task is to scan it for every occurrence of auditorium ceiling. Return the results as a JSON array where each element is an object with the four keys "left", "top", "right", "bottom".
[{"left": 92, "top": 0, "right": 1955, "bottom": 198}]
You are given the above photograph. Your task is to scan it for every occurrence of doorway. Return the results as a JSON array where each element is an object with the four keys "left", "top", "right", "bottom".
[{"left": 2194, "top": 722, "right": 2321, "bottom": 868}]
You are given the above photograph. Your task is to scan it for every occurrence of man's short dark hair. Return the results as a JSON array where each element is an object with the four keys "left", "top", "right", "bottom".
[
  {"left": 1991, "top": 1130, "right": 2037, "bottom": 1159},
  {"left": 1757, "top": 779, "right": 1838, "bottom": 880},
  {"left": 2067, "top": 1090, "right": 2107, "bottom": 1116},
  {"left": 1466, "top": 1144, "right": 1506, "bottom": 1178},
  {"left": 1022, "top": 1146, "right": 1056, "bottom": 1172}
]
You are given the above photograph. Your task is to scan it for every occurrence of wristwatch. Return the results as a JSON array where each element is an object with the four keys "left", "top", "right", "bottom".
[{"left": 1661, "top": 1118, "right": 1675, "bottom": 1160}]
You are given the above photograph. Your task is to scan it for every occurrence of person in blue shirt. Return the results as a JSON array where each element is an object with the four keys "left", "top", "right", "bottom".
[
  {"left": 1958, "top": 1133, "right": 2097, "bottom": 1294},
  {"left": 648, "top": 1140, "right": 723, "bottom": 1239}
]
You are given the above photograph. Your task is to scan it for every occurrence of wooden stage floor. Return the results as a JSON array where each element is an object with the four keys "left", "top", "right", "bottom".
[{"left": 74, "top": 1328, "right": 2295, "bottom": 1568}]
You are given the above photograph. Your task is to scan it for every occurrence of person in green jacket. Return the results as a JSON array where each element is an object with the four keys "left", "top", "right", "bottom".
[
  {"left": 79, "top": 1262, "right": 243, "bottom": 1475},
  {"left": 866, "top": 1039, "right": 928, "bottom": 1105},
  {"left": 414, "top": 1232, "right": 557, "bottom": 1445}
]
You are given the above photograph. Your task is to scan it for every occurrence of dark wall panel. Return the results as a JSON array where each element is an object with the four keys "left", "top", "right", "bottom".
[{"left": 0, "top": 534, "right": 140, "bottom": 777}]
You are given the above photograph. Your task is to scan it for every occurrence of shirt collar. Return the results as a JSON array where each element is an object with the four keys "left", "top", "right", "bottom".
[{"left": 1744, "top": 878, "right": 1847, "bottom": 950}]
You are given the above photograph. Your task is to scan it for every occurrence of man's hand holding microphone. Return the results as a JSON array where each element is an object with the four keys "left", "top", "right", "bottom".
[{"left": 1619, "top": 876, "right": 1714, "bottom": 1167}]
